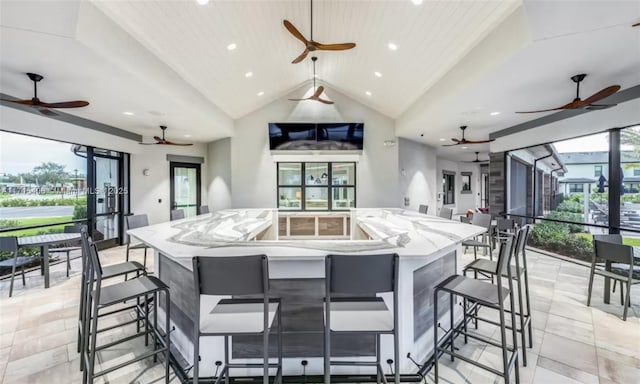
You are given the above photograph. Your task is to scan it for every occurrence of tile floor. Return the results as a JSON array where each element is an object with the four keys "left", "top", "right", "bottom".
[{"left": 0, "top": 246, "right": 638, "bottom": 384}]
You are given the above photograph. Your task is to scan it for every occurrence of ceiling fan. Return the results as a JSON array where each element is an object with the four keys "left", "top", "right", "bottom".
[
  {"left": 443, "top": 126, "right": 494, "bottom": 147},
  {"left": 283, "top": 0, "right": 356, "bottom": 64},
  {"left": 139, "top": 126, "right": 193, "bottom": 146},
  {"left": 0, "top": 73, "right": 89, "bottom": 111},
  {"left": 464, "top": 152, "right": 489, "bottom": 163},
  {"left": 289, "top": 57, "right": 333, "bottom": 104},
  {"left": 516, "top": 74, "right": 620, "bottom": 113}
]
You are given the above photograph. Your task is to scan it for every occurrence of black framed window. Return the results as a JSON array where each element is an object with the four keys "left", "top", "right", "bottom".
[
  {"left": 277, "top": 162, "right": 356, "bottom": 211},
  {"left": 594, "top": 165, "right": 602, "bottom": 177},
  {"left": 633, "top": 167, "right": 640, "bottom": 176},
  {"left": 569, "top": 183, "right": 584, "bottom": 193}
]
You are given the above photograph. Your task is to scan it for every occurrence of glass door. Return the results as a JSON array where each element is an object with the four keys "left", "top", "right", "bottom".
[
  {"left": 93, "top": 154, "right": 121, "bottom": 247},
  {"left": 170, "top": 162, "right": 201, "bottom": 218}
]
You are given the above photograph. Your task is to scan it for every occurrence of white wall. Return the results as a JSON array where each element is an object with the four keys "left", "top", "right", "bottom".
[
  {"left": 231, "top": 85, "right": 400, "bottom": 208},
  {"left": 436, "top": 158, "right": 481, "bottom": 214},
  {"left": 129, "top": 144, "right": 208, "bottom": 224},
  {"left": 206, "top": 138, "right": 232, "bottom": 211},
  {"left": 398, "top": 138, "right": 437, "bottom": 213}
]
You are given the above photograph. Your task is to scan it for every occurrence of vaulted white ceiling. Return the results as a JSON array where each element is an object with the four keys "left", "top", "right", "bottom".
[
  {"left": 0, "top": 0, "right": 638, "bottom": 161},
  {"left": 91, "top": 0, "right": 520, "bottom": 119}
]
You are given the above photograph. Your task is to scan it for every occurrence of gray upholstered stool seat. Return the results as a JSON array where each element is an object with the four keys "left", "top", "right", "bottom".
[
  {"left": 102, "top": 261, "right": 145, "bottom": 278},
  {"left": 325, "top": 298, "right": 393, "bottom": 332},
  {"left": 94, "top": 275, "right": 167, "bottom": 306},
  {"left": 200, "top": 299, "right": 279, "bottom": 334},
  {"left": 464, "top": 259, "right": 520, "bottom": 280},
  {"left": 437, "top": 275, "right": 510, "bottom": 306}
]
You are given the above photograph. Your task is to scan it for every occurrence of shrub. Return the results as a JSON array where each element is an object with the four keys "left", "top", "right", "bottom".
[
  {"left": 73, "top": 203, "right": 87, "bottom": 219},
  {"left": 0, "top": 219, "right": 20, "bottom": 229},
  {"left": 529, "top": 220, "right": 593, "bottom": 262},
  {"left": 0, "top": 197, "right": 87, "bottom": 207},
  {"left": 545, "top": 211, "right": 584, "bottom": 233},
  {"left": 556, "top": 201, "right": 583, "bottom": 213}
]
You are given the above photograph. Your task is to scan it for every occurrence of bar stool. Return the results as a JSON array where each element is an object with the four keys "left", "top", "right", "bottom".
[
  {"left": 418, "top": 205, "right": 428, "bottom": 214},
  {"left": 462, "top": 212, "right": 493, "bottom": 259},
  {"left": 324, "top": 253, "right": 399, "bottom": 384},
  {"left": 170, "top": 209, "right": 185, "bottom": 221},
  {"left": 198, "top": 205, "right": 210, "bottom": 214},
  {"left": 77, "top": 229, "right": 147, "bottom": 364},
  {"left": 434, "top": 237, "right": 520, "bottom": 384},
  {"left": 192, "top": 255, "right": 282, "bottom": 384},
  {"left": 82, "top": 239, "right": 170, "bottom": 384},
  {"left": 463, "top": 225, "right": 533, "bottom": 366},
  {"left": 49, "top": 224, "right": 84, "bottom": 277},
  {"left": 125, "top": 214, "right": 151, "bottom": 270}
]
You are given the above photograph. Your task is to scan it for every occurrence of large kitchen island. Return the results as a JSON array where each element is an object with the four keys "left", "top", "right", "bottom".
[{"left": 128, "top": 208, "right": 485, "bottom": 382}]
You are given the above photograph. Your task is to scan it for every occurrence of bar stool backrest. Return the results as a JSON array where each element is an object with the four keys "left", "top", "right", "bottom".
[
  {"left": 85, "top": 240, "right": 105, "bottom": 297},
  {"left": 0, "top": 236, "right": 18, "bottom": 254},
  {"left": 593, "top": 234, "right": 622, "bottom": 245},
  {"left": 170, "top": 209, "right": 185, "bottom": 221},
  {"left": 496, "top": 218, "right": 515, "bottom": 232},
  {"left": 199, "top": 206, "right": 210, "bottom": 214},
  {"left": 460, "top": 216, "right": 471, "bottom": 224},
  {"left": 471, "top": 212, "right": 492, "bottom": 230},
  {"left": 439, "top": 207, "right": 453, "bottom": 220},
  {"left": 418, "top": 205, "right": 428, "bottom": 214},
  {"left": 126, "top": 214, "right": 149, "bottom": 230},
  {"left": 326, "top": 254, "right": 398, "bottom": 295},
  {"left": 193, "top": 255, "right": 268, "bottom": 296},
  {"left": 495, "top": 237, "right": 516, "bottom": 300}
]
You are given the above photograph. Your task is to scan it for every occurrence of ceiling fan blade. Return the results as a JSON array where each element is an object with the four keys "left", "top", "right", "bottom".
[
  {"left": 516, "top": 105, "right": 570, "bottom": 114},
  {"left": 283, "top": 20, "right": 309, "bottom": 45},
  {"left": 313, "top": 86, "right": 324, "bottom": 98},
  {"left": 463, "top": 139, "right": 496, "bottom": 144},
  {"left": 153, "top": 136, "right": 163, "bottom": 142},
  {"left": 0, "top": 98, "right": 39, "bottom": 106},
  {"left": 315, "top": 42, "right": 356, "bottom": 51},
  {"left": 582, "top": 85, "right": 621, "bottom": 105},
  {"left": 442, "top": 143, "right": 462, "bottom": 147},
  {"left": 162, "top": 141, "right": 194, "bottom": 146},
  {"left": 317, "top": 98, "right": 334, "bottom": 105},
  {"left": 450, "top": 138, "right": 461, "bottom": 142},
  {"left": 138, "top": 142, "right": 159, "bottom": 145},
  {"left": 288, "top": 98, "right": 309, "bottom": 101},
  {"left": 39, "top": 100, "right": 90, "bottom": 108},
  {"left": 292, "top": 48, "right": 310, "bottom": 64}
]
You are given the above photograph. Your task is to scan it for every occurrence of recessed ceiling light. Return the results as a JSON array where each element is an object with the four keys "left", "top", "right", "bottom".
[
  {"left": 245, "top": 71, "right": 253, "bottom": 78},
  {"left": 374, "top": 71, "right": 382, "bottom": 78},
  {"left": 257, "top": 91, "right": 264, "bottom": 96},
  {"left": 388, "top": 42, "right": 398, "bottom": 51},
  {"left": 365, "top": 91, "right": 372, "bottom": 96},
  {"left": 184, "top": 134, "right": 192, "bottom": 138},
  {"left": 490, "top": 111, "right": 501, "bottom": 116},
  {"left": 461, "top": 146, "right": 468, "bottom": 149},
  {"left": 227, "top": 43, "right": 237, "bottom": 51},
  {"left": 411, "top": 0, "right": 423, "bottom": 4},
  {"left": 439, "top": 138, "right": 446, "bottom": 141},
  {"left": 122, "top": 111, "right": 134, "bottom": 116},
  {"left": 196, "top": 0, "right": 209, "bottom": 4}
]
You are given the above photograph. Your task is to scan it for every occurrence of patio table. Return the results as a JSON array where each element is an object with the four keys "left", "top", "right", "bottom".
[{"left": 18, "top": 233, "right": 81, "bottom": 289}]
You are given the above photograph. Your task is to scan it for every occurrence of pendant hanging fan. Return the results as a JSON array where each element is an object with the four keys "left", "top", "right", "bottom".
[
  {"left": 288, "top": 57, "right": 333, "bottom": 104},
  {"left": 139, "top": 126, "right": 193, "bottom": 146},
  {"left": 0, "top": 73, "right": 89, "bottom": 110},
  {"left": 443, "top": 126, "right": 494, "bottom": 147},
  {"left": 516, "top": 74, "right": 620, "bottom": 113},
  {"left": 283, "top": 0, "right": 356, "bottom": 64}
]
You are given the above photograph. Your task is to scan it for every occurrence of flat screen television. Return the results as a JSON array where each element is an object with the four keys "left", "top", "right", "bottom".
[{"left": 268, "top": 122, "right": 364, "bottom": 150}]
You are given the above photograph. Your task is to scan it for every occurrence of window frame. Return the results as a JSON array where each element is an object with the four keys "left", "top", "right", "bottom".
[
  {"left": 594, "top": 165, "right": 603, "bottom": 177},
  {"left": 442, "top": 171, "right": 456, "bottom": 205},
  {"left": 276, "top": 161, "right": 356, "bottom": 211}
]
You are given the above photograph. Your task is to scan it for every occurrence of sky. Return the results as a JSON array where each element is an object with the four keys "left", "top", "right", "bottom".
[{"left": 0, "top": 131, "right": 86, "bottom": 175}]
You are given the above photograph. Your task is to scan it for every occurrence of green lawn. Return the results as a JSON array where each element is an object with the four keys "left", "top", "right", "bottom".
[
  {"left": 575, "top": 232, "right": 640, "bottom": 246},
  {"left": 1, "top": 216, "right": 73, "bottom": 237}
]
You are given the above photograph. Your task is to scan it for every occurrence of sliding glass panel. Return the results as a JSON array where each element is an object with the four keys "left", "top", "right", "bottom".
[
  {"left": 305, "top": 187, "right": 328, "bottom": 210},
  {"left": 305, "top": 163, "right": 328, "bottom": 185},
  {"left": 332, "top": 163, "right": 355, "bottom": 185},
  {"left": 332, "top": 187, "right": 355, "bottom": 210},
  {"left": 278, "top": 187, "right": 301, "bottom": 210},
  {"left": 278, "top": 163, "right": 302, "bottom": 185},
  {"left": 95, "top": 157, "right": 119, "bottom": 215}
]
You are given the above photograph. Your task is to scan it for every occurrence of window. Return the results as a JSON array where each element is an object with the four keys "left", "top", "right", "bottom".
[
  {"left": 442, "top": 171, "right": 455, "bottom": 205},
  {"left": 277, "top": 162, "right": 356, "bottom": 211},
  {"left": 634, "top": 167, "right": 640, "bottom": 176},
  {"left": 461, "top": 172, "right": 472, "bottom": 194},
  {"left": 569, "top": 183, "right": 584, "bottom": 193},
  {"left": 594, "top": 165, "right": 602, "bottom": 177}
]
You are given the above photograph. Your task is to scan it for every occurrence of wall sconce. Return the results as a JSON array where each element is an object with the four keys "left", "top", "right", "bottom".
[
  {"left": 143, "top": 169, "right": 150, "bottom": 176},
  {"left": 383, "top": 140, "right": 396, "bottom": 147}
]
